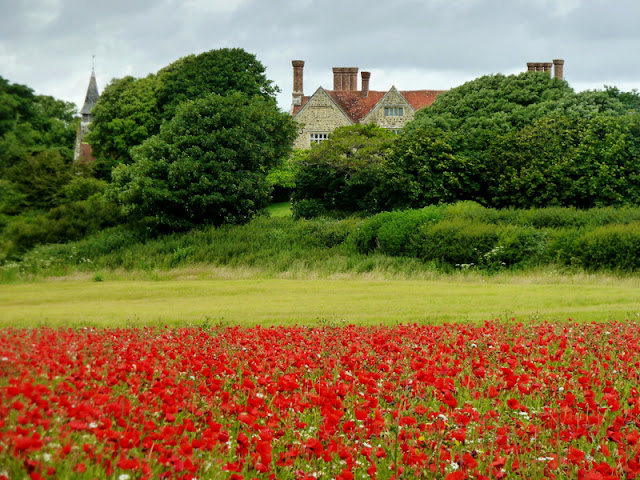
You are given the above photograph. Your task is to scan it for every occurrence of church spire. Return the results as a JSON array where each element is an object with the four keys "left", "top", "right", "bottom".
[
  {"left": 80, "top": 66, "right": 99, "bottom": 117},
  {"left": 74, "top": 60, "right": 100, "bottom": 162}
]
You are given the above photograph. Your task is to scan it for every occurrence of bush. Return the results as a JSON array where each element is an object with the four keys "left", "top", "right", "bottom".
[
  {"left": 0, "top": 195, "right": 123, "bottom": 260},
  {"left": 291, "top": 199, "right": 327, "bottom": 220},
  {"left": 571, "top": 224, "right": 640, "bottom": 271},
  {"left": 417, "top": 220, "right": 499, "bottom": 267},
  {"left": 292, "top": 124, "right": 396, "bottom": 216}
]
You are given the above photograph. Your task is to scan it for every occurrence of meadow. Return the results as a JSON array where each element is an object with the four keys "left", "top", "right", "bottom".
[
  {"left": 3, "top": 204, "right": 640, "bottom": 479},
  {"left": 1, "top": 273, "right": 640, "bottom": 327}
]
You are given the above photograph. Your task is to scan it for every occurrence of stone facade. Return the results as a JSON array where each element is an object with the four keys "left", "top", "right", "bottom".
[
  {"left": 290, "top": 61, "right": 445, "bottom": 149},
  {"left": 292, "top": 88, "right": 353, "bottom": 149},
  {"left": 361, "top": 87, "right": 415, "bottom": 130}
]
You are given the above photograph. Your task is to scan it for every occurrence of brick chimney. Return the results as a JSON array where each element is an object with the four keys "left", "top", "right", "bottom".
[
  {"left": 553, "top": 59, "right": 564, "bottom": 80},
  {"left": 527, "top": 62, "right": 536, "bottom": 72},
  {"left": 542, "top": 62, "right": 553, "bottom": 74},
  {"left": 348, "top": 68, "right": 358, "bottom": 92},
  {"left": 332, "top": 67, "right": 358, "bottom": 91},
  {"left": 292, "top": 60, "right": 304, "bottom": 106},
  {"left": 360, "top": 71, "right": 370, "bottom": 98},
  {"left": 333, "top": 67, "right": 343, "bottom": 90}
]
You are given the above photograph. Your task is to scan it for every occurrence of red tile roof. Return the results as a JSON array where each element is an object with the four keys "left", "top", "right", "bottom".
[
  {"left": 400, "top": 90, "right": 446, "bottom": 110},
  {"left": 327, "top": 90, "right": 386, "bottom": 123},
  {"left": 292, "top": 89, "right": 446, "bottom": 122},
  {"left": 291, "top": 97, "right": 310, "bottom": 116}
]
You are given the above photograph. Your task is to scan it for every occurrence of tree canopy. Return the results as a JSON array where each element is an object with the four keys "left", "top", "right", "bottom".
[
  {"left": 0, "top": 75, "right": 77, "bottom": 171},
  {"left": 85, "top": 74, "right": 160, "bottom": 178},
  {"left": 292, "top": 124, "right": 397, "bottom": 217},
  {"left": 396, "top": 72, "right": 640, "bottom": 209},
  {"left": 87, "top": 48, "right": 280, "bottom": 176},
  {"left": 108, "top": 92, "right": 296, "bottom": 231},
  {"left": 156, "top": 47, "right": 278, "bottom": 120},
  {"left": 0, "top": 75, "right": 79, "bottom": 215}
]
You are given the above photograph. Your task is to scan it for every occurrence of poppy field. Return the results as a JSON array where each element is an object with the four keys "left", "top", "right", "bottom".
[{"left": 1, "top": 321, "right": 640, "bottom": 479}]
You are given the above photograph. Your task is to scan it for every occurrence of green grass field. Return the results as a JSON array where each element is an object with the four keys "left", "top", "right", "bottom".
[{"left": 2, "top": 272, "right": 639, "bottom": 327}]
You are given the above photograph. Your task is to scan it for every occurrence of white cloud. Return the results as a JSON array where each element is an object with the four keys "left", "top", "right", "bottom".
[
  {"left": 182, "top": 0, "right": 248, "bottom": 14},
  {"left": 24, "top": 0, "right": 62, "bottom": 27}
]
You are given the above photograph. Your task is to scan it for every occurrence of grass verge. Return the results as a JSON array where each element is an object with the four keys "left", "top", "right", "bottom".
[{"left": 2, "top": 274, "right": 639, "bottom": 327}]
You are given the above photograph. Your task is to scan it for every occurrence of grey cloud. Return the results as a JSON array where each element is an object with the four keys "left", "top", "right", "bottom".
[{"left": 0, "top": 0, "right": 638, "bottom": 112}]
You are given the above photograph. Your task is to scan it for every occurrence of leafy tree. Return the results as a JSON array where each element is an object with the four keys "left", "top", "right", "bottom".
[
  {"left": 2, "top": 150, "right": 73, "bottom": 212},
  {"left": 292, "top": 124, "right": 396, "bottom": 216},
  {"left": 87, "top": 48, "right": 279, "bottom": 179},
  {"left": 108, "top": 92, "right": 296, "bottom": 231},
  {"left": 266, "top": 149, "right": 305, "bottom": 202},
  {"left": 399, "top": 71, "right": 640, "bottom": 209},
  {"left": 86, "top": 74, "right": 160, "bottom": 178},
  {"left": 156, "top": 48, "right": 278, "bottom": 121},
  {"left": 386, "top": 125, "right": 483, "bottom": 208},
  {"left": 0, "top": 76, "right": 77, "bottom": 171}
]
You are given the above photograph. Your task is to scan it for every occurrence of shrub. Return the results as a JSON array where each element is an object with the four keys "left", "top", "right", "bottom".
[
  {"left": 571, "top": 224, "right": 640, "bottom": 271},
  {"left": 416, "top": 220, "right": 499, "bottom": 267}
]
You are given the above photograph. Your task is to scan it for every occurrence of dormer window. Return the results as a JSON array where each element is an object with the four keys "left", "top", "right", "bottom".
[{"left": 384, "top": 107, "right": 403, "bottom": 117}]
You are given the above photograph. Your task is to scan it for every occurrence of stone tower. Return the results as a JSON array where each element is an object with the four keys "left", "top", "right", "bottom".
[{"left": 73, "top": 67, "right": 100, "bottom": 161}]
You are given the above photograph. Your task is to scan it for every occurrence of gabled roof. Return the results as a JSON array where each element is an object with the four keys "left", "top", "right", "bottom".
[
  {"left": 326, "top": 90, "right": 386, "bottom": 123},
  {"left": 80, "top": 70, "right": 100, "bottom": 115},
  {"left": 292, "top": 88, "right": 445, "bottom": 123}
]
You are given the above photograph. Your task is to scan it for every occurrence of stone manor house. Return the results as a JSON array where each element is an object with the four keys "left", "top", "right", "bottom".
[
  {"left": 290, "top": 59, "right": 565, "bottom": 149},
  {"left": 289, "top": 61, "right": 445, "bottom": 149}
]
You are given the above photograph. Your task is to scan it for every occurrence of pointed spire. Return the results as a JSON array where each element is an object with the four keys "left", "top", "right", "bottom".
[{"left": 80, "top": 65, "right": 99, "bottom": 116}]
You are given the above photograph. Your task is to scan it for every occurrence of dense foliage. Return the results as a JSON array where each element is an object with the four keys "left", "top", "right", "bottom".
[
  {"left": 293, "top": 73, "right": 640, "bottom": 214},
  {"left": 0, "top": 76, "right": 122, "bottom": 261},
  {"left": 0, "top": 76, "right": 78, "bottom": 213},
  {"left": 87, "top": 48, "right": 279, "bottom": 175},
  {"left": 156, "top": 47, "right": 278, "bottom": 121},
  {"left": 403, "top": 74, "right": 640, "bottom": 209},
  {"left": 108, "top": 92, "right": 296, "bottom": 231},
  {"left": 7, "top": 203, "right": 640, "bottom": 280},
  {"left": 292, "top": 124, "right": 397, "bottom": 217},
  {"left": 85, "top": 74, "right": 160, "bottom": 178}
]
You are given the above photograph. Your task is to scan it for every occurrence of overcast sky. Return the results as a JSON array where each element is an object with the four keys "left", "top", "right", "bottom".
[{"left": 1, "top": 0, "right": 639, "bottom": 113}]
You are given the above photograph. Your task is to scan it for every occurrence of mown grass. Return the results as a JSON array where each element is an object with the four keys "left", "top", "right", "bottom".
[
  {"left": 265, "top": 201, "right": 292, "bottom": 217},
  {"left": 2, "top": 274, "right": 640, "bottom": 327}
]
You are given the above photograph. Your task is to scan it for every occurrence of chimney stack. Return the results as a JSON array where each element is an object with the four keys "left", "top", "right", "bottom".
[
  {"left": 333, "top": 67, "right": 343, "bottom": 90},
  {"left": 360, "top": 71, "right": 370, "bottom": 98},
  {"left": 333, "top": 67, "right": 358, "bottom": 91},
  {"left": 292, "top": 60, "right": 305, "bottom": 106},
  {"left": 527, "top": 60, "right": 562, "bottom": 77},
  {"left": 553, "top": 59, "right": 564, "bottom": 80},
  {"left": 348, "top": 68, "right": 358, "bottom": 92}
]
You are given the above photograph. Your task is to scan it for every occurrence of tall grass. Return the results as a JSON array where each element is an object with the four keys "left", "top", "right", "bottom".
[{"left": 3, "top": 202, "right": 640, "bottom": 282}]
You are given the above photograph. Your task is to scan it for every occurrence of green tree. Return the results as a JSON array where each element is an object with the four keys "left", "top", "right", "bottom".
[
  {"left": 399, "top": 71, "right": 640, "bottom": 209},
  {"left": 108, "top": 92, "right": 296, "bottom": 231},
  {"left": 85, "top": 74, "right": 160, "bottom": 178},
  {"left": 0, "top": 75, "right": 77, "bottom": 171},
  {"left": 387, "top": 125, "right": 482, "bottom": 208},
  {"left": 156, "top": 48, "right": 278, "bottom": 121},
  {"left": 2, "top": 150, "right": 73, "bottom": 212},
  {"left": 292, "top": 124, "right": 396, "bottom": 216}
]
